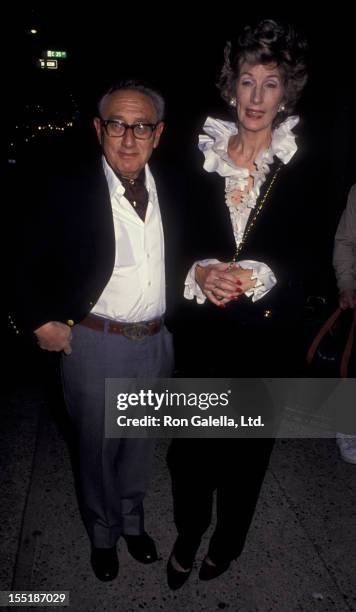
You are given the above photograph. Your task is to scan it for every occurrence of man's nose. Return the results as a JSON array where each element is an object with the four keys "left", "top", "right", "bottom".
[{"left": 121, "top": 127, "right": 136, "bottom": 146}]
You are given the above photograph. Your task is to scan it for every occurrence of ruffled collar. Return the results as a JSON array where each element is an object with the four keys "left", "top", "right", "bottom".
[
  {"left": 198, "top": 115, "right": 299, "bottom": 212},
  {"left": 198, "top": 115, "right": 299, "bottom": 179}
]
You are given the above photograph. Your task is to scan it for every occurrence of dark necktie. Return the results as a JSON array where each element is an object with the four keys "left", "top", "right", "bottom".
[{"left": 118, "top": 170, "right": 149, "bottom": 221}]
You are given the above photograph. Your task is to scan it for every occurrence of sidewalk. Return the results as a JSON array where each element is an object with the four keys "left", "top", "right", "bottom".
[{"left": 1, "top": 380, "right": 355, "bottom": 612}]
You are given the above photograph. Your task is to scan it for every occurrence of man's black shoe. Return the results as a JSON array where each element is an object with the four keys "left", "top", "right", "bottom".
[
  {"left": 91, "top": 546, "right": 119, "bottom": 582},
  {"left": 123, "top": 532, "right": 158, "bottom": 564}
]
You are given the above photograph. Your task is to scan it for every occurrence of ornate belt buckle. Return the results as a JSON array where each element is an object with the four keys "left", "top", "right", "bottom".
[{"left": 122, "top": 323, "right": 149, "bottom": 340}]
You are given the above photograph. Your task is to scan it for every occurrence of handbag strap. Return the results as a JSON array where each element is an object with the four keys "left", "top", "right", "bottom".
[
  {"left": 340, "top": 307, "right": 356, "bottom": 378},
  {"left": 306, "top": 306, "right": 356, "bottom": 377},
  {"left": 306, "top": 307, "right": 342, "bottom": 366}
]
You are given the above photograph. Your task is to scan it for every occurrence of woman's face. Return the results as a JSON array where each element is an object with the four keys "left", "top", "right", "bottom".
[{"left": 235, "top": 62, "right": 285, "bottom": 133}]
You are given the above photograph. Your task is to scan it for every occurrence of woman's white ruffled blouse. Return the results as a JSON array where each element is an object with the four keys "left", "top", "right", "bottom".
[{"left": 185, "top": 115, "right": 299, "bottom": 304}]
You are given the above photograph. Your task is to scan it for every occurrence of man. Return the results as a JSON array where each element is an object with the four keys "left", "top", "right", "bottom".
[
  {"left": 10, "top": 80, "right": 180, "bottom": 580},
  {"left": 333, "top": 182, "right": 356, "bottom": 464}
]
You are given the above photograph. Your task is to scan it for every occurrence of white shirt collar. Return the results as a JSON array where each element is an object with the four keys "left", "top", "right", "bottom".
[
  {"left": 101, "top": 156, "right": 156, "bottom": 203},
  {"left": 198, "top": 115, "right": 299, "bottom": 179}
]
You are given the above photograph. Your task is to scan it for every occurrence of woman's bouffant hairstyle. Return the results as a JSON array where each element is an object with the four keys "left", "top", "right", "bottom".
[{"left": 218, "top": 19, "right": 308, "bottom": 126}]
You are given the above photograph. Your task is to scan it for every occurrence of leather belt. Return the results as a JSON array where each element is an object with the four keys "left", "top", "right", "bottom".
[{"left": 80, "top": 313, "right": 164, "bottom": 340}]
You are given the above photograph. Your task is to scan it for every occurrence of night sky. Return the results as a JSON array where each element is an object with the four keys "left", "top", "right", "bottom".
[
  {"left": 5, "top": 6, "right": 356, "bottom": 117},
  {"left": 3, "top": 5, "right": 356, "bottom": 223}
]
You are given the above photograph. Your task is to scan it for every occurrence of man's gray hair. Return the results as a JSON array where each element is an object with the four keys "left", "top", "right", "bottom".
[{"left": 97, "top": 79, "right": 165, "bottom": 121}]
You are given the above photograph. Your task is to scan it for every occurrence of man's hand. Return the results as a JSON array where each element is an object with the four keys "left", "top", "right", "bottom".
[
  {"left": 195, "top": 262, "right": 256, "bottom": 306},
  {"left": 339, "top": 289, "right": 356, "bottom": 310},
  {"left": 34, "top": 321, "right": 73, "bottom": 354}
]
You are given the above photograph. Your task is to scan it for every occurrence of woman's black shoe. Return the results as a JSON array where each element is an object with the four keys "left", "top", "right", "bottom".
[
  {"left": 172, "top": 534, "right": 201, "bottom": 569},
  {"left": 166, "top": 555, "right": 192, "bottom": 590},
  {"left": 198, "top": 557, "right": 231, "bottom": 581}
]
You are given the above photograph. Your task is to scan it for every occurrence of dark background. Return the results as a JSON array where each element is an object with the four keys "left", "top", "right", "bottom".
[
  {"left": 2, "top": 6, "right": 356, "bottom": 218},
  {"left": 2, "top": 5, "right": 356, "bottom": 365},
  {"left": 3, "top": 6, "right": 356, "bottom": 185},
  {"left": 3, "top": 8, "right": 356, "bottom": 168}
]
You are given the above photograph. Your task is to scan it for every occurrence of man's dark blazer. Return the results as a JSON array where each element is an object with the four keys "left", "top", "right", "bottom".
[{"left": 10, "top": 156, "right": 184, "bottom": 336}]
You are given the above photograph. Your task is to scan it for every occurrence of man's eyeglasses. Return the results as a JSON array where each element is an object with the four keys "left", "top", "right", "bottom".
[{"left": 100, "top": 119, "right": 158, "bottom": 140}]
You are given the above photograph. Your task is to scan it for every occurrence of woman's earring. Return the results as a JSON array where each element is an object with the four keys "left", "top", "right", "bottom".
[
  {"left": 229, "top": 97, "right": 236, "bottom": 107},
  {"left": 278, "top": 103, "right": 285, "bottom": 113}
]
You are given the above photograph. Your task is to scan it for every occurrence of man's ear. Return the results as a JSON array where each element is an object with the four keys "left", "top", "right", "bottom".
[
  {"left": 153, "top": 122, "right": 164, "bottom": 149},
  {"left": 93, "top": 117, "right": 103, "bottom": 144}
]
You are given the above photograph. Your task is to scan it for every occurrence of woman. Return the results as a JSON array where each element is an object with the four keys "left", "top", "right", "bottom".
[{"left": 167, "top": 19, "right": 311, "bottom": 588}]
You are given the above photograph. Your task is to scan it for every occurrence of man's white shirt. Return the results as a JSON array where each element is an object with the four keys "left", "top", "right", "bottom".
[{"left": 92, "top": 156, "right": 165, "bottom": 322}]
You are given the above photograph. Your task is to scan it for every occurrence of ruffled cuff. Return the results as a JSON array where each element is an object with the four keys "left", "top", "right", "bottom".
[
  {"left": 184, "top": 259, "right": 220, "bottom": 304},
  {"left": 337, "top": 278, "right": 356, "bottom": 292},
  {"left": 237, "top": 260, "right": 277, "bottom": 302}
]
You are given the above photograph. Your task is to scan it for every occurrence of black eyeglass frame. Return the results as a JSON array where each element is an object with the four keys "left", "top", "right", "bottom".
[{"left": 100, "top": 118, "right": 159, "bottom": 139}]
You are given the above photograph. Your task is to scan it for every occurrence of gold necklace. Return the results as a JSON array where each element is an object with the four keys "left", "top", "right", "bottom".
[{"left": 227, "top": 162, "right": 282, "bottom": 269}]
